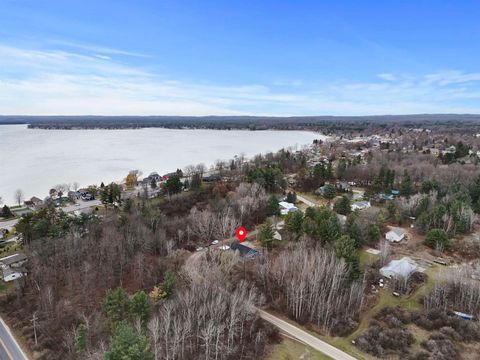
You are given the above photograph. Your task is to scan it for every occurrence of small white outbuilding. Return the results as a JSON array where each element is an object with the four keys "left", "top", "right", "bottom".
[{"left": 385, "top": 227, "right": 406, "bottom": 243}]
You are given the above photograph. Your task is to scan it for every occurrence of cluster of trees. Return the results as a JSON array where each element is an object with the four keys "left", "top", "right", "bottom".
[
  {"left": 372, "top": 165, "right": 396, "bottom": 193},
  {"left": 439, "top": 141, "right": 471, "bottom": 164},
  {"left": 333, "top": 195, "right": 351, "bottom": 215},
  {"left": 296, "top": 162, "right": 334, "bottom": 191},
  {"left": 424, "top": 228, "right": 450, "bottom": 251},
  {"left": 256, "top": 245, "right": 365, "bottom": 335},
  {"left": 393, "top": 189, "right": 475, "bottom": 237},
  {"left": 99, "top": 288, "right": 153, "bottom": 359},
  {"left": 2, "top": 206, "right": 174, "bottom": 358},
  {"left": 186, "top": 182, "right": 268, "bottom": 244},
  {"left": 147, "top": 281, "right": 271, "bottom": 360},
  {"left": 100, "top": 182, "right": 121, "bottom": 207},
  {"left": 245, "top": 166, "right": 285, "bottom": 192},
  {"left": 16, "top": 207, "right": 96, "bottom": 244},
  {"left": 424, "top": 267, "right": 480, "bottom": 319},
  {"left": 4, "top": 176, "right": 276, "bottom": 358},
  {"left": 321, "top": 183, "right": 337, "bottom": 200},
  {"left": 257, "top": 219, "right": 276, "bottom": 249},
  {"left": 330, "top": 140, "right": 480, "bottom": 197},
  {"left": 1, "top": 204, "right": 13, "bottom": 218},
  {"left": 163, "top": 175, "right": 184, "bottom": 195},
  {"left": 285, "top": 207, "right": 341, "bottom": 243},
  {"left": 20, "top": 114, "right": 480, "bottom": 132},
  {"left": 68, "top": 255, "right": 270, "bottom": 360},
  {"left": 283, "top": 206, "right": 372, "bottom": 278}
]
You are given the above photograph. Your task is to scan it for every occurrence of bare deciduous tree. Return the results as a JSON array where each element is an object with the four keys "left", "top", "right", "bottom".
[
  {"left": 14, "top": 189, "right": 23, "bottom": 206},
  {"left": 424, "top": 266, "right": 480, "bottom": 318},
  {"left": 148, "top": 278, "right": 265, "bottom": 360},
  {"left": 258, "top": 243, "right": 365, "bottom": 334},
  {"left": 188, "top": 207, "right": 217, "bottom": 242},
  {"left": 379, "top": 240, "right": 391, "bottom": 267},
  {"left": 195, "top": 163, "right": 206, "bottom": 176}
]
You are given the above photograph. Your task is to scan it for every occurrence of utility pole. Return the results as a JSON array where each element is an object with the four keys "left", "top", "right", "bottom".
[{"left": 31, "top": 312, "right": 38, "bottom": 345}]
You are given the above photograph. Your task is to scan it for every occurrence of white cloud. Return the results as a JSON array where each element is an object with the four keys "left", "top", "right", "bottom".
[
  {"left": 94, "top": 54, "right": 112, "bottom": 60},
  {"left": 0, "top": 43, "right": 480, "bottom": 116},
  {"left": 378, "top": 73, "right": 397, "bottom": 81},
  {"left": 47, "top": 39, "right": 148, "bottom": 58}
]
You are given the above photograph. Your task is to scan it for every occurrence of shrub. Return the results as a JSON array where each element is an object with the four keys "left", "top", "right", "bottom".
[
  {"left": 424, "top": 228, "right": 450, "bottom": 251},
  {"left": 355, "top": 324, "right": 415, "bottom": 357},
  {"left": 333, "top": 195, "right": 351, "bottom": 215}
]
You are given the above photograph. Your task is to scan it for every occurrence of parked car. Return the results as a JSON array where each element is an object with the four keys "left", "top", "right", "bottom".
[
  {"left": 219, "top": 245, "right": 230, "bottom": 251},
  {"left": 196, "top": 247, "right": 204, "bottom": 252},
  {"left": 211, "top": 240, "right": 219, "bottom": 245}
]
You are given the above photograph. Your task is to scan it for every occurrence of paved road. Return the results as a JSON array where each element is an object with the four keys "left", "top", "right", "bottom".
[
  {"left": 0, "top": 318, "right": 29, "bottom": 360},
  {"left": 258, "top": 310, "right": 357, "bottom": 360},
  {"left": 0, "top": 219, "right": 18, "bottom": 232}
]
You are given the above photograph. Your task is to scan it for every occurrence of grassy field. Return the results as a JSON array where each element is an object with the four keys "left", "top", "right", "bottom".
[
  {"left": 359, "top": 249, "right": 379, "bottom": 267},
  {"left": 0, "top": 242, "right": 22, "bottom": 258},
  {"left": 297, "top": 192, "right": 329, "bottom": 207},
  {"left": 0, "top": 281, "right": 13, "bottom": 294},
  {"left": 266, "top": 336, "right": 333, "bottom": 360}
]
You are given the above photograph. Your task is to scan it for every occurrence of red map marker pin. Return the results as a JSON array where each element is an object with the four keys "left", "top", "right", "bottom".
[{"left": 236, "top": 227, "right": 247, "bottom": 242}]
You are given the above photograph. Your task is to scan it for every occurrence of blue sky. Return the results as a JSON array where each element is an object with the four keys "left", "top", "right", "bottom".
[{"left": 1, "top": 0, "right": 480, "bottom": 115}]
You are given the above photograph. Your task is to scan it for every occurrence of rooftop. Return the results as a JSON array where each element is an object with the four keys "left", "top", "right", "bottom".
[
  {"left": 381, "top": 257, "right": 417, "bottom": 278},
  {"left": 388, "top": 227, "right": 406, "bottom": 237},
  {"left": 230, "top": 242, "right": 258, "bottom": 258},
  {"left": 0, "top": 253, "right": 27, "bottom": 267}
]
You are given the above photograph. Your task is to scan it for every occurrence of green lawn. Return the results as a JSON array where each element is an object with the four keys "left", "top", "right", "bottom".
[
  {"left": 0, "top": 281, "right": 13, "bottom": 294},
  {"left": 297, "top": 192, "right": 329, "bottom": 207},
  {"left": 359, "top": 250, "right": 378, "bottom": 267},
  {"left": 146, "top": 196, "right": 166, "bottom": 206},
  {"left": 0, "top": 242, "right": 22, "bottom": 258}
]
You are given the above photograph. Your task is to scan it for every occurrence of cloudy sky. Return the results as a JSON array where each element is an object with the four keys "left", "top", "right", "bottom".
[{"left": 1, "top": 0, "right": 480, "bottom": 116}]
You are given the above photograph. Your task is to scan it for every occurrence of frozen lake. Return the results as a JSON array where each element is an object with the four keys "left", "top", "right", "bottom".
[{"left": 0, "top": 125, "right": 322, "bottom": 204}]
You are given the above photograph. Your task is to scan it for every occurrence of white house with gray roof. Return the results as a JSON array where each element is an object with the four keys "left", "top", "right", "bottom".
[
  {"left": 351, "top": 200, "right": 371, "bottom": 211},
  {"left": 385, "top": 227, "right": 406, "bottom": 243}
]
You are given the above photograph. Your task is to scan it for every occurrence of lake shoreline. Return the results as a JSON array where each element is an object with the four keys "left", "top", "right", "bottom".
[{"left": 0, "top": 125, "right": 324, "bottom": 205}]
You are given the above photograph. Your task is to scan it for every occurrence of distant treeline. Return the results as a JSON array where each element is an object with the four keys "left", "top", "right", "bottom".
[{"left": 1, "top": 114, "right": 480, "bottom": 131}]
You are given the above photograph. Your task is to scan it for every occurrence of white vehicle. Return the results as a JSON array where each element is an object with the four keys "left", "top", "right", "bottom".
[
  {"left": 196, "top": 247, "right": 204, "bottom": 252},
  {"left": 211, "top": 240, "right": 219, "bottom": 245},
  {"left": 219, "top": 245, "right": 230, "bottom": 251}
]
